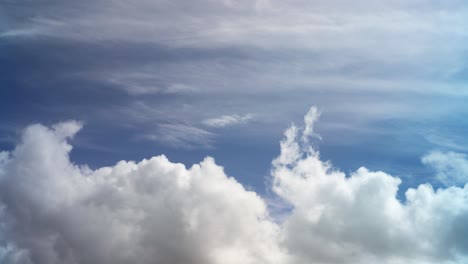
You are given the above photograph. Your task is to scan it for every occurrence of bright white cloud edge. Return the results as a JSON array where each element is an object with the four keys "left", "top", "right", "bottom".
[{"left": 0, "top": 107, "right": 468, "bottom": 264}]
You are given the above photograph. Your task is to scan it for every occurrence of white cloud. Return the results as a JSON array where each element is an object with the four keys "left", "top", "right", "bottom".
[
  {"left": 203, "top": 114, "right": 253, "bottom": 128},
  {"left": 301, "top": 106, "right": 321, "bottom": 142},
  {"left": 272, "top": 107, "right": 468, "bottom": 263},
  {"left": 143, "top": 123, "right": 215, "bottom": 148},
  {"left": 103, "top": 70, "right": 199, "bottom": 95},
  {"left": 1, "top": 108, "right": 468, "bottom": 263},
  {"left": 424, "top": 134, "right": 468, "bottom": 152},
  {"left": 422, "top": 151, "right": 468, "bottom": 186},
  {"left": 0, "top": 122, "right": 286, "bottom": 264}
]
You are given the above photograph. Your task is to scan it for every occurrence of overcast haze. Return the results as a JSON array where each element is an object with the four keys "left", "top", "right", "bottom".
[{"left": 1, "top": 0, "right": 468, "bottom": 263}]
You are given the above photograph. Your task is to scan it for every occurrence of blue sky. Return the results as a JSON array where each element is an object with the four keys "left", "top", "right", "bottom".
[{"left": 2, "top": 1, "right": 468, "bottom": 263}]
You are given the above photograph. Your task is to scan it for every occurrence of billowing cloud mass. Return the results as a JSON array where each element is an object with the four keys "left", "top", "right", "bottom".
[
  {"left": 273, "top": 108, "right": 468, "bottom": 264},
  {"left": 1, "top": 107, "right": 468, "bottom": 264},
  {"left": 0, "top": 122, "right": 284, "bottom": 264}
]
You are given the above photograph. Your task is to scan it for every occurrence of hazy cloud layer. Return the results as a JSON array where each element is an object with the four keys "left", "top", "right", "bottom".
[
  {"left": 1, "top": 107, "right": 468, "bottom": 264},
  {"left": 3, "top": 0, "right": 468, "bottom": 156}
]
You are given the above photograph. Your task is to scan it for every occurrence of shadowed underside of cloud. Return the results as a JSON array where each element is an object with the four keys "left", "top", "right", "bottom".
[{"left": 1, "top": 107, "right": 468, "bottom": 264}]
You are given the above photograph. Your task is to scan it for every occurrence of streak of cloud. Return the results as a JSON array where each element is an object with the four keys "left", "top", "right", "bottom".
[{"left": 203, "top": 114, "right": 254, "bottom": 128}]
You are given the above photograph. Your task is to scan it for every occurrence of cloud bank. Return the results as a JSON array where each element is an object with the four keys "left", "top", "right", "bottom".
[
  {"left": 1, "top": 107, "right": 468, "bottom": 264},
  {"left": 3, "top": 0, "right": 468, "bottom": 156}
]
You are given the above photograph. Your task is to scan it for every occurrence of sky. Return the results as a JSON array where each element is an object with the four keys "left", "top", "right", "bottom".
[{"left": 1, "top": 0, "right": 468, "bottom": 263}]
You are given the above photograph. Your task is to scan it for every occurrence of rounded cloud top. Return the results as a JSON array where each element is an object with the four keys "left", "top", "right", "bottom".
[{"left": 0, "top": 107, "right": 468, "bottom": 264}]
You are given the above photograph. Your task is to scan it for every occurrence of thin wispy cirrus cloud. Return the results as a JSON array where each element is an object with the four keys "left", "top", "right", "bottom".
[
  {"left": 142, "top": 123, "right": 215, "bottom": 149},
  {"left": 203, "top": 114, "right": 254, "bottom": 128},
  {"left": 2, "top": 0, "right": 468, "bottom": 264}
]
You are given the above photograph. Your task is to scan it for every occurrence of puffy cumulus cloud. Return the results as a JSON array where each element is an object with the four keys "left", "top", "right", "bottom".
[
  {"left": 422, "top": 151, "right": 468, "bottom": 186},
  {"left": 2, "top": 108, "right": 468, "bottom": 264},
  {"left": 272, "top": 107, "right": 468, "bottom": 264},
  {"left": 0, "top": 122, "right": 286, "bottom": 264},
  {"left": 203, "top": 114, "right": 254, "bottom": 128}
]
